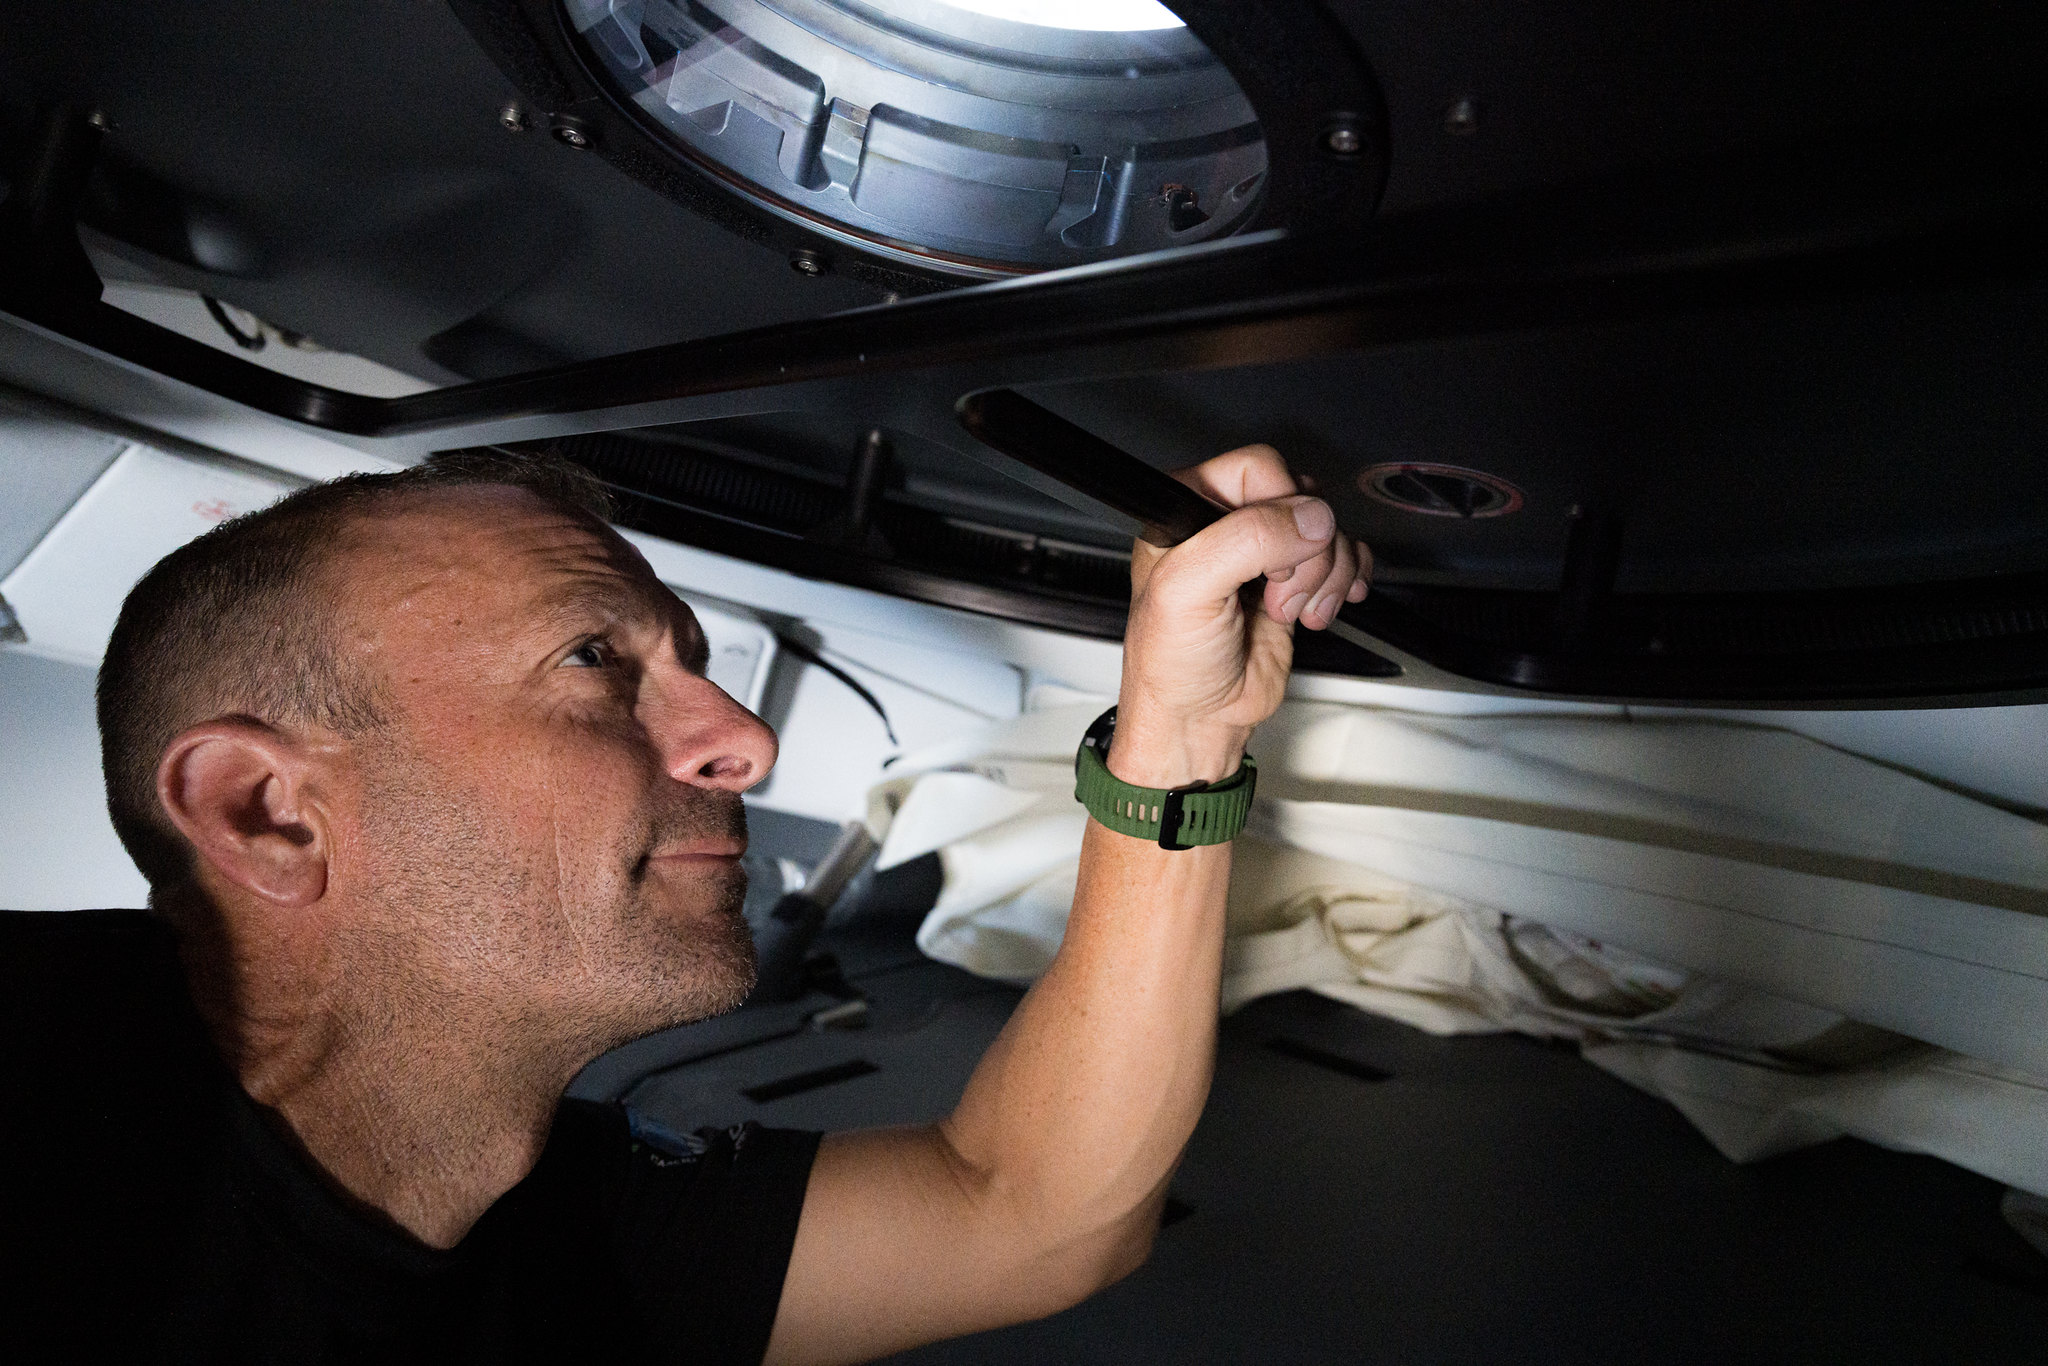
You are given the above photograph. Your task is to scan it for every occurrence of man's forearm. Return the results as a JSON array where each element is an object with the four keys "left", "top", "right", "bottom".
[
  {"left": 765, "top": 451, "right": 1362, "bottom": 1365},
  {"left": 937, "top": 812, "right": 1233, "bottom": 1266}
]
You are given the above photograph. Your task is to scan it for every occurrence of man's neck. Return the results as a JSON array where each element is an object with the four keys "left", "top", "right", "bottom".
[{"left": 178, "top": 909, "right": 578, "bottom": 1250}]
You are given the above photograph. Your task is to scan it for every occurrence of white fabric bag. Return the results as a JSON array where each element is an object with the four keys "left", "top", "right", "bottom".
[{"left": 865, "top": 700, "right": 2048, "bottom": 1197}]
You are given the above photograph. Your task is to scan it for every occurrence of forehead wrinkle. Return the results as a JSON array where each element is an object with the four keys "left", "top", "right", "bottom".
[
  {"left": 372, "top": 500, "right": 641, "bottom": 615},
  {"left": 488, "top": 510, "right": 668, "bottom": 617},
  {"left": 522, "top": 569, "right": 703, "bottom": 679},
  {"left": 340, "top": 493, "right": 701, "bottom": 686},
  {"left": 527, "top": 574, "right": 652, "bottom": 637},
  {"left": 501, "top": 525, "right": 704, "bottom": 665},
  {"left": 344, "top": 506, "right": 523, "bottom": 615}
]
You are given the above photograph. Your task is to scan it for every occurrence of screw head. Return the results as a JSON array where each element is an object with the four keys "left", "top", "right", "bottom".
[
  {"left": 86, "top": 109, "right": 113, "bottom": 132},
  {"left": 499, "top": 102, "right": 529, "bottom": 133},
  {"left": 552, "top": 124, "right": 591, "bottom": 149},
  {"left": 1320, "top": 119, "right": 1364, "bottom": 158},
  {"left": 789, "top": 249, "right": 828, "bottom": 277},
  {"left": 1443, "top": 98, "right": 1480, "bottom": 136}
]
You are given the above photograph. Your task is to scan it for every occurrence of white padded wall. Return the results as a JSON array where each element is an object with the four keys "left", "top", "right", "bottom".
[{"left": 0, "top": 648, "right": 147, "bottom": 910}]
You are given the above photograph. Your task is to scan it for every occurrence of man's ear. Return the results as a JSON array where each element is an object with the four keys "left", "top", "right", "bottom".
[{"left": 156, "top": 720, "right": 332, "bottom": 908}]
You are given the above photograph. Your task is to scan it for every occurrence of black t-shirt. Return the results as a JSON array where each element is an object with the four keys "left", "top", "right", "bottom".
[{"left": 0, "top": 910, "right": 821, "bottom": 1365}]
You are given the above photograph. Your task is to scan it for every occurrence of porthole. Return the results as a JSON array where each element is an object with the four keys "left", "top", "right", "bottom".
[{"left": 562, "top": 0, "right": 1268, "bottom": 277}]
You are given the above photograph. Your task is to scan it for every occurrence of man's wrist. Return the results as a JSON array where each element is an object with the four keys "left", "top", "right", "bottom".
[{"left": 1103, "top": 707, "right": 1251, "bottom": 790}]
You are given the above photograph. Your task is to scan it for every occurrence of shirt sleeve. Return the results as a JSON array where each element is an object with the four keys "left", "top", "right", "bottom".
[{"left": 596, "top": 1104, "right": 823, "bottom": 1366}]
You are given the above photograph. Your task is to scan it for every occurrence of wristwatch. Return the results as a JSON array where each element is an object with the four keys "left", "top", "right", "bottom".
[{"left": 1073, "top": 706, "right": 1257, "bottom": 851}]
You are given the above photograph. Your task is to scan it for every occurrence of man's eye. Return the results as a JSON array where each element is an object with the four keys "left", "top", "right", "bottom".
[{"left": 563, "top": 639, "right": 612, "bottom": 669}]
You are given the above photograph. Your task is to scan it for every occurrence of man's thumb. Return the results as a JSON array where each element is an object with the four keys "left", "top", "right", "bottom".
[{"left": 1147, "top": 496, "right": 1334, "bottom": 609}]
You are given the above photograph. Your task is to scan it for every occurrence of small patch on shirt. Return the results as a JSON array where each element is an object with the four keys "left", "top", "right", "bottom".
[
  {"left": 625, "top": 1110, "right": 761, "bottom": 1168},
  {"left": 625, "top": 1109, "right": 711, "bottom": 1167}
]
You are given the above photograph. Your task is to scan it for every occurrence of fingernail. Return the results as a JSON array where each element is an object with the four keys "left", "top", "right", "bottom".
[
  {"left": 1281, "top": 591, "right": 1310, "bottom": 623},
  {"left": 1346, "top": 579, "right": 1369, "bottom": 602},
  {"left": 1293, "top": 499, "right": 1334, "bottom": 542},
  {"left": 1309, "top": 592, "right": 1337, "bottom": 625}
]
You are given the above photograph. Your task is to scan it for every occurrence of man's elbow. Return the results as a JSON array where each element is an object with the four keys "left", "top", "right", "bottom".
[
  {"left": 937, "top": 1127, "right": 1168, "bottom": 1324},
  {"left": 1102, "top": 1193, "right": 1165, "bottom": 1286},
  {"left": 1027, "top": 1197, "right": 1163, "bottom": 1319}
]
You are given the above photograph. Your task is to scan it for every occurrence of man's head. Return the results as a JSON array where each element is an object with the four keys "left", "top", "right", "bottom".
[{"left": 98, "top": 451, "right": 778, "bottom": 1064}]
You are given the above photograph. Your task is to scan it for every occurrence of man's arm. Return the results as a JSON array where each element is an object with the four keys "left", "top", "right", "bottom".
[{"left": 763, "top": 445, "right": 1368, "bottom": 1366}]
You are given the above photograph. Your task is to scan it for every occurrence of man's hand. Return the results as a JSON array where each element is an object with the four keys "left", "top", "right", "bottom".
[
  {"left": 763, "top": 447, "right": 1366, "bottom": 1366},
  {"left": 1115, "top": 444, "right": 1371, "bottom": 788}
]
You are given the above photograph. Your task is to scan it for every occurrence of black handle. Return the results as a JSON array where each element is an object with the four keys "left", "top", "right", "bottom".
[
  {"left": 957, "top": 387, "right": 1402, "bottom": 675},
  {"left": 956, "top": 389, "right": 1226, "bottom": 547}
]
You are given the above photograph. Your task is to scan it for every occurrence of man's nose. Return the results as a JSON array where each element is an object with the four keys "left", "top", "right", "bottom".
[{"left": 641, "top": 667, "right": 778, "bottom": 793}]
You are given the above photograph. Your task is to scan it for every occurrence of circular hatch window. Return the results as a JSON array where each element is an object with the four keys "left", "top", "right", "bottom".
[{"left": 562, "top": 0, "right": 1267, "bottom": 276}]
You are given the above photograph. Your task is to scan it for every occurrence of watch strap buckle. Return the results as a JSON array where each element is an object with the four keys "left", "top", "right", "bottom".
[{"left": 1157, "top": 783, "right": 1204, "bottom": 852}]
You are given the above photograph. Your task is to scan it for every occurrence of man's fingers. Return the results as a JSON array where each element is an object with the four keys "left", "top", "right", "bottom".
[
  {"left": 1148, "top": 494, "right": 1336, "bottom": 619},
  {"left": 1262, "top": 529, "right": 1360, "bottom": 627},
  {"left": 1299, "top": 535, "right": 1361, "bottom": 630},
  {"left": 1172, "top": 443, "right": 1298, "bottom": 510},
  {"left": 1146, "top": 446, "right": 1373, "bottom": 631},
  {"left": 1255, "top": 499, "right": 1347, "bottom": 622},
  {"left": 1348, "top": 540, "right": 1375, "bottom": 600}
]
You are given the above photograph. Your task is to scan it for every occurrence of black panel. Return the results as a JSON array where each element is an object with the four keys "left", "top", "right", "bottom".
[
  {"left": 0, "top": 0, "right": 882, "bottom": 382},
  {"left": 1025, "top": 279, "right": 2048, "bottom": 596},
  {"left": 4, "top": 2, "right": 2048, "bottom": 701}
]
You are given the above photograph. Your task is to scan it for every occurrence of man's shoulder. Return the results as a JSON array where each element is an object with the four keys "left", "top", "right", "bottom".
[
  {"left": 534, "top": 1099, "right": 822, "bottom": 1272},
  {"left": 523, "top": 1101, "right": 823, "bottom": 1366}
]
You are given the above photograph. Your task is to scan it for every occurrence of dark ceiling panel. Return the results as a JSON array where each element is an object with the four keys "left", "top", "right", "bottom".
[
  {"left": 0, "top": 0, "right": 882, "bottom": 381},
  {"left": 1332, "top": 0, "right": 2048, "bottom": 215},
  {"left": 4, "top": 0, "right": 2047, "bottom": 700},
  {"left": 1024, "top": 278, "right": 2048, "bottom": 595}
]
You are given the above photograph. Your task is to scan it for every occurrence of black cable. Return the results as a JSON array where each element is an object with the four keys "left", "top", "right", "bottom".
[
  {"left": 775, "top": 634, "right": 899, "bottom": 746},
  {"left": 201, "top": 295, "right": 265, "bottom": 351}
]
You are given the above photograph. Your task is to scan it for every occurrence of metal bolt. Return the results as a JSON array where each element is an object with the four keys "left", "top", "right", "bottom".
[
  {"left": 87, "top": 109, "right": 113, "bottom": 132},
  {"left": 789, "top": 249, "right": 828, "bottom": 277},
  {"left": 551, "top": 122, "right": 591, "bottom": 149},
  {"left": 1443, "top": 98, "right": 1480, "bottom": 136},
  {"left": 499, "top": 102, "right": 529, "bottom": 133},
  {"left": 1321, "top": 119, "right": 1363, "bottom": 158}
]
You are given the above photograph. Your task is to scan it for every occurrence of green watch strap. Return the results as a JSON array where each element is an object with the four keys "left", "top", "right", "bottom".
[{"left": 1073, "top": 707, "right": 1257, "bottom": 850}]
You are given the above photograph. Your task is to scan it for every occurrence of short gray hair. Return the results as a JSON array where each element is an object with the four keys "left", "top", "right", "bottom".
[{"left": 97, "top": 448, "right": 614, "bottom": 896}]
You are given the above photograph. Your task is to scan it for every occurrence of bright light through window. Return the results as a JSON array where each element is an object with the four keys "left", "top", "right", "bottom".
[
  {"left": 566, "top": 0, "right": 1258, "bottom": 276},
  {"left": 936, "top": 0, "right": 1184, "bottom": 32}
]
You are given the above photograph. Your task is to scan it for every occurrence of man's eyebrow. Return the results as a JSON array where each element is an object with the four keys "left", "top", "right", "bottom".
[
  {"left": 528, "top": 575, "right": 708, "bottom": 669},
  {"left": 527, "top": 577, "right": 662, "bottom": 636}
]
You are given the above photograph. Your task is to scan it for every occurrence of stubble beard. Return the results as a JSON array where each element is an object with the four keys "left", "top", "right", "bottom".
[
  {"left": 612, "top": 829, "right": 758, "bottom": 1035},
  {"left": 352, "top": 750, "right": 760, "bottom": 1073}
]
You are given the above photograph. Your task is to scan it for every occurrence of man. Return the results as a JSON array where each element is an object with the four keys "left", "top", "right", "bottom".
[{"left": 1, "top": 444, "right": 1367, "bottom": 1363}]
